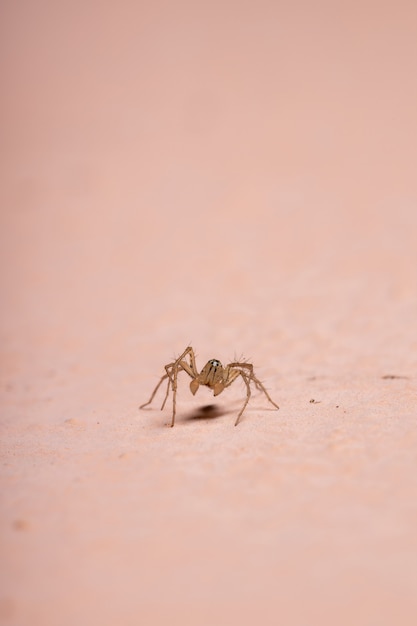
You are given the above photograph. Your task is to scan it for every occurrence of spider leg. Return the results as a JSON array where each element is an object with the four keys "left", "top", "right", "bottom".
[
  {"left": 160, "top": 371, "right": 172, "bottom": 410},
  {"left": 222, "top": 365, "right": 240, "bottom": 388},
  {"left": 167, "top": 346, "right": 199, "bottom": 427},
  {"left": 139, "top": 373, "right": 170, "bottom": 410},
  {"left": 227, "top": 361, "right": 254, "bottom": 372},
  {"left": 140, "top": 346, "right": 199, "bottom": 426},
  {"left": 140, "top": 361, "right": 181, "bottom": 413},
  {"left": 162, "top": 362, "right": 181, "bottom": 427},
  {"left": 227, "top": 362, "right": 279, "bottom": 410},
  {"left": 249, "top": 374, "right": 279, "bottom": 410},
  {"left": 224, "top": 362, "right": 279, "bottom": 425},
  {"left": 234, "top": 371, "right": 251, "bottom": 426}
]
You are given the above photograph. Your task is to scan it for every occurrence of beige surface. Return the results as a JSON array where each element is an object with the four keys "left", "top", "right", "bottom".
[{"left": 1, "top": 1, "right": 417, "bottom": 625}]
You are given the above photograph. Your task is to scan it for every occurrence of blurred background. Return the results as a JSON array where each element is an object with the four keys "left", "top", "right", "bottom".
[
  {"left": 2, "top": 0, "right": 416, "bottom": 362},
  {"left": 1, "top": 1, "right": 417, "bottom": 625}
]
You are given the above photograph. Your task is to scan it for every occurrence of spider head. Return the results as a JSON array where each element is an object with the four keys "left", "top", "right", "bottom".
[{"left": 197, "top": 359, "right": 225, "bottom": 393}]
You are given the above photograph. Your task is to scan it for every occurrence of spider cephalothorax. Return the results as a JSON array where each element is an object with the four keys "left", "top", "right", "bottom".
[{"left": 140, "top": 346, "right": 279, "bottom": 427}]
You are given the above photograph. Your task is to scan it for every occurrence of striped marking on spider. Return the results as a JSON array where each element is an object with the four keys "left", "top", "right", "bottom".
[{"left": 139, "top": 346, "right": 279, "bottom": 426}]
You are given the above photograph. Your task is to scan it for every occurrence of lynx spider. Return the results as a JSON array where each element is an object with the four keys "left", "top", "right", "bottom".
[{"left": 140, "top": 346, "right": 279, "bottom": 426}]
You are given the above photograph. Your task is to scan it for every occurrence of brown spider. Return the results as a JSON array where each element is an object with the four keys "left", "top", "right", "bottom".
[{"left": 139, "top": 346, "right": 279, "bottom": 426}]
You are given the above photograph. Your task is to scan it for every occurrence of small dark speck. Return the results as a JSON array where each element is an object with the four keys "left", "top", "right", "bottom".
[
  {"left": 309, "top": 399, "right": 321, "bottom": 404},
  {"left": 336, "top": 405, "right": 339, "bottom": 408},
  {"left": 382, "top": 375, "right": 409, "bottom": 380}
]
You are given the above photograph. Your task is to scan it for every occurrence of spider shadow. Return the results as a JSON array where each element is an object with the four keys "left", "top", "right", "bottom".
[
  {"left": 183, "top": 394, "right": 278, "bottom": 423},
  {"left": 183, "top": 403, "right": 233, "bottom": 423}
]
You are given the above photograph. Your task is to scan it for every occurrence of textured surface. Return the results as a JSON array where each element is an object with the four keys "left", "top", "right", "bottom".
[{"left": 1, "top": 1, "right": 417, "bottom": 625}]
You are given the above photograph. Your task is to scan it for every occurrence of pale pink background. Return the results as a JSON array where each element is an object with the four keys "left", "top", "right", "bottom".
[{"left": 1, "top": 1, "right": 417, "bottom": 625}]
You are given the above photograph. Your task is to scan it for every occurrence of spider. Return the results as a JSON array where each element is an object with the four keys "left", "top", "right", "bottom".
[{"left": 139, "top": 346, "right": 279, "bottom": 426}]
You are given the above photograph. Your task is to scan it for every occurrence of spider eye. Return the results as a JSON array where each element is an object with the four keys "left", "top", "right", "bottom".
[{"left": 209, "top": 359, "right": 221, "bottom": 367}]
